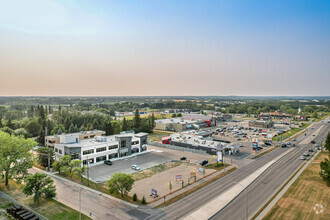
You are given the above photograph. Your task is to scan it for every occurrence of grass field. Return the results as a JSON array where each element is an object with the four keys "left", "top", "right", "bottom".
[
  {"left": 148, "top": 131, "right": 173, "bottom": 141},
  {"left": 132, "top": 161, "right": 182, "bottom": 181},
  {"left": 0, "top": 179, "right": 90, "bottom": 220},
  {"left": 263, "top": 152, "right": 330, "bottom": 220}
]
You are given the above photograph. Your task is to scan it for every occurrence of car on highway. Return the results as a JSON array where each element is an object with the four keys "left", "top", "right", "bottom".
[
  {"left": 303, "top": 152, "right": 310, "bottom": 157},
  {"left": 180, "top": 157, "right": 187, "bottom": 161},
  {"left": 104, "top": 160, "right": 112, "bottom": 165},
  {"left": 200, "top": 160, "right": 208, "bottom": 166},
  {"left": 131, "top": 165, "right": 141, "bottom": 171},
  {"left": 300, "top": 156, "right": 307, "bottom": 160}
]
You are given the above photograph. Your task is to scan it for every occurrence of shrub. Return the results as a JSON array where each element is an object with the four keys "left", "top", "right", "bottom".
[
  {"left": 133, "top": 193, "right": 137, "bottom": 201},
  {"left": 142, "top": 196, "right": 147, "bottom": 204}
]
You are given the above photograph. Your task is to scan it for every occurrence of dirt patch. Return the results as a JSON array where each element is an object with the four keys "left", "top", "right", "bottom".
[
  {"left": 130, "top": 163, "right": 216, "bottom": 202},
  {"left": 133, "top": 161, "right": 182, "bottom": 181}
]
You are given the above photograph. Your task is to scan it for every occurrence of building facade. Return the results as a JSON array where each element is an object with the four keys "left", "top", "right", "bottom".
[{"left": 53, "top": 132, "right": 148, "bottom": 165}]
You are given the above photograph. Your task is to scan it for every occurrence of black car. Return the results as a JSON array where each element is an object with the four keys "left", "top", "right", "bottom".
[
  {"left": 281, "top": 144, "right": 287, "bottom": 148},
  {"left": 200, "top": 160, "right": 208, "bottom": 166},
  {"left": 253, "top": 146, "right": 263, "bottom": 150},
  {"left": 264, "top": 142, "right": 271, "bottom": 146},
  {"left": 308, "top": 149, "right": 314, "bottom": 153},
  {"left": 104, "top": 160, "right": 112, "bottom": 165},
  {"left": 311, "top": 140, "right": 315, "bottom": 144},
  {"left": 180, "top": 157, "right": 187, "bottom": 161}
]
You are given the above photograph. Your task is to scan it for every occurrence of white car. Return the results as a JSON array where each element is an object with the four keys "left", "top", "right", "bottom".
[{"left": 131, "top": 165, "right": 141, "bottom": 171}]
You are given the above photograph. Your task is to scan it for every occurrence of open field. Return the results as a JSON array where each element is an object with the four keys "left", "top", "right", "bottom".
[
  {"left": 148, "top": 131, "right": 173, "bottom": 141},
  {"left": 0, "top": 179, "right": 90, "bottom": 220},
  {"left": 263, "top": 152, "right": 330, "bottom": 220}
]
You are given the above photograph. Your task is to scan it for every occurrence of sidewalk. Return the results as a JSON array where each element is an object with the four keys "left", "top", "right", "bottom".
[
  {"left": 255, "top": 150, "right": 321, "bottom": 220},
  {"left": 148, "top": 165, "right": 236, "bottom": 208}
]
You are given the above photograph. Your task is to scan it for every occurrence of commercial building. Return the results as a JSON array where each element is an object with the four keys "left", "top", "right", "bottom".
[
  {"left": 45, "top": 130, "right": 106, "bottom": 148},
  {"left": 168, "top": 131, "right": 224, "bottom": 155},
  {"left": 248, "top": 120, "right": 274, "bottom": 128},
  {"left": 154, "top": 114, "right": 216, "bottom": 132},
  {"left": 258, "top": 111, "right": 292, "bottom": 120},
  {"left": 53, "top": 131, "right": 148, "bottom": 165}
]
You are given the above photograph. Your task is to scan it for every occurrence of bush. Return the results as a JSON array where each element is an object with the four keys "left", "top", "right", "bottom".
[
  {"left": 133, "top": 193, "right": 137, "bottom": 201},
  {"left": 142, "top": 196, "right": 147, "bottom": 204}
]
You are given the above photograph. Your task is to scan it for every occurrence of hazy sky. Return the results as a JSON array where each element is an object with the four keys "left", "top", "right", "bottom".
[{"left": 0, "top": 0, "right": 329, "bottom": 96}]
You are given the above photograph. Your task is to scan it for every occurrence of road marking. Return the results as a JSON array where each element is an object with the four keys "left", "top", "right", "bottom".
[{"left": 182, "top": 148, "right": 294, "bottom": 220}]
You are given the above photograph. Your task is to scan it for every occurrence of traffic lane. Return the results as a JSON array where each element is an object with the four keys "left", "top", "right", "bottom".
[
  {"left": 210, "top": 143, "right": 309, "bottom": 220},
  {"left": 210, "top": 125, "right": 329, "bottom": 220},
  {"left": 146, "top": 148, "right": 290, "bottom": 220}
]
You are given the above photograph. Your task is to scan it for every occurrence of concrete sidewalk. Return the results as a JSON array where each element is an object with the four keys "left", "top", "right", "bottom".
[
  {"left": 255, "top": 150, "right": 321, "bottom": 220},
  {"left": 148, "top": 165, "right": 236, "bottom": 208},
  {"left": 182, "top": 148, "right": 294, "bottom": 220}
]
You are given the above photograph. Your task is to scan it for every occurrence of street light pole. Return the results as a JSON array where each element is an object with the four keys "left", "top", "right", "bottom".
[
  {"left": 234, "top": 182, "right": 248, "bottom": 220},
  {"left": 79, "top": 187, "right": 82, "bottom": 220}
]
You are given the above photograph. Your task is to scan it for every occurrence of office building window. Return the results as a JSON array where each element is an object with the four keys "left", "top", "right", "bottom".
[
  {"left": 71, "top": 153, "right": 79, "bottom": 160},
  {"left": 55, "top": 148, "right": 58, "bottom": 153},
  {"left": 108, "top": 153, "right": 118, "bottom": 159},
  {"left": 96, "top": 147, "right": 107, "bottom": 153},
  {"left": 83, "top": 149, "right": 94, "bottom": 155},
  {"left": 96, "top": 155, "right": 106, "bottom": 163},
  {"left": 120, "top": 139, "right": 127, "bottom": 148},
  {"left": 108, "top": 145, "right": 118, "bottom": 150},
  {"left": 59, "top": 149, "right": 62, "bottom": 154},
  {"left": 131, "top": 141, "right": 139, "bottom": 145}
]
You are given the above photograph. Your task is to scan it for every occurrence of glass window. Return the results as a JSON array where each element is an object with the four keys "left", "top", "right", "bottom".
[
  {"left": 108, "top": 145, "right": 118, "bottom": 150},
  {"left": 108, "top": 153, "right": 118, "bottom": 159},
  {"left": 55, "top": 148, "right": 58, "bottom": 153},
  {"left": 120, "top": 139, "right": 127, "bottom": 148},
  {"left": 83, "top": 149, "right": 94, "bottom": 155},
  {"left": 96, "top": 147, "right": 107, "bottom": 153},
  {"left": 71, "top": 153, "right": 79, "bottom": 160},
  {"left": 59, "top": 149, "right": 62, "bottom": 154},
  {"left": 96, "top": 155, "right": 106, "bottom": 162}
]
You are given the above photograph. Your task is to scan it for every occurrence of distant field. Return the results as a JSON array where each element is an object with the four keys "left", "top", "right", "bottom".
[
  {"left": 148, "top": 131, "right": 173, "bottom": 141},
  {"left": 263, "top": 152, "right": 330, "bottom": 220}
]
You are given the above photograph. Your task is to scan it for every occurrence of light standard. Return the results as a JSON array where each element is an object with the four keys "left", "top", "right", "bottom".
[
  {"left": 79, "top": 187, "right": 82, "bottom": 220},
  {"left": 233, "top": 182, "right": 248, "bottom": 220}
]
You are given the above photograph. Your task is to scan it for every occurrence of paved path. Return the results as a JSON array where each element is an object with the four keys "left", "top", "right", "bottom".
[
  {"left": 30, "top": 168, "right": 136, "bottom": 220},
  {"left": 255, "top": 150, "right": 321, "bottom": 219}
]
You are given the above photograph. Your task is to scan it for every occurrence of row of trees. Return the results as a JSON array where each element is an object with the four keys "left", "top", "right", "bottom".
[{"left": 320, "top": 133, "right": 330, "bottom": 186}]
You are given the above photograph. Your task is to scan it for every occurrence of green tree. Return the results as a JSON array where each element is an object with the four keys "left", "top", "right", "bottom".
[
  {"left": 107, "top": 173, "right": 135, "bottom": 197},
  {"left": 312, "top": 111, "right": 318, "bottom": 119},
  {"left": 0, "top": 131, "right": 36, "bottom": 186},
  {"left": 68, "top": 123, "right": 75, "bottom": 133},
  {"left": 324, "top": 132, "right": 330, "bottom": 152},
  {"left": 320, "top": 155, "right": 330, "bottom": 186},
  {"left": 172, "top": 113, "right": 177, "bottom": 118},
  {"left": 142, "top": 196, "right": 146, "bottom": 204},
  {"left": 66, "top": 159, "right": 82, "bottom": 179},
  {"left": 122, "top": 117, "right": 128, "bottom": 131},
  {"left": 25, "top": 119, "right": 41, "bottom": 137},
  {"left": 51, "top": 124, "right": 66, "bottom": 135},
  {"left": 133, "top": 110, "right": 141, "bottom": 131},
  {"left": 73, "top": 163, "right": 87, "bottom": 183},
  {"left": 52, "top": 155, "right": 71, "bottom": 174},
  {"left": 23, "top": 173, "right": 56, "bottom": 204},
  {"left": 36, "top": 147, "right": 54, "bottom": 168},
  {"left": 133, "top": 193, "right": 137, "bottom": 201},
  {"left": 177, "top": 113, "right": 182, "bottom": 117},
  {"left": 169, "top": 180, "right": 172, "bottom": 191},
  {"left": 111, "top": 120, "right": 120, "bottom": 134}
]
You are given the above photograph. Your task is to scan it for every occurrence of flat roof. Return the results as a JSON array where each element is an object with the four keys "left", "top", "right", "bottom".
[{"left": 46, "top": 129, "right": 105, "bottom": 139}]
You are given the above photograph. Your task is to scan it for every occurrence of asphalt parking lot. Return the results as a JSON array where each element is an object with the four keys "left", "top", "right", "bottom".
[{"left": 88, "top": 152, "right": 172, "bottom": 182}]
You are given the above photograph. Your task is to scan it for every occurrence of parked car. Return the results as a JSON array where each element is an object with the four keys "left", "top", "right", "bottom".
[
  {"left": 264, "top": 142, "right": 271, "bottom": 146},
  {"left": 308, "top": 149, "right": 314, "bottom": 153},
  {"left": 104, "top": 160, "right": 112, "bottom": 165},
  {"left": 261, "top": 144, "right": 267, "bottom": 147},
  {"left": 300, "top": 156, "right": 307, "bottom": 160},
  {"left": 311, "top": 140, "right": 315, "bottom": 144},
  {"left": 200, "top": 160, "right": 208, "bottom": 166},
  {"left": 253, "top": 146, "right": 263, "bottom": 150},
  {"left": 293, "top": 138, "right": 296, "bottom": 141},
  {"left": 180, "top": 157, "right": 187, "bottom": 161},
  {"left": 131, "top": 165, "right": 141, "bottom": 171},
  {"left": 286, "top": 141, "right": 291, "bottom": 145},
  {"left": 292, "top": 144, "right": 296, "bottom": 147},
  {"left": 281, "top": 144, "right": 287, "bottom": 148}
]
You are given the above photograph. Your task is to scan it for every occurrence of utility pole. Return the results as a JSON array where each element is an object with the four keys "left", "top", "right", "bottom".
[{"left": 87, "top": 156, "right": 89, "bottom": 187}]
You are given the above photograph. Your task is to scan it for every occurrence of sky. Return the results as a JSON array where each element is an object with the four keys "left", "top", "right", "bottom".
[{"left": 0, "top": 0, "right": 329, "bottom": 96}]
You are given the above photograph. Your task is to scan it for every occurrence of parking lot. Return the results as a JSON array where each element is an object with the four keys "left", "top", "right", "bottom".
[{"left": 87, "top": 145, "right": 210, "bottom": 183}]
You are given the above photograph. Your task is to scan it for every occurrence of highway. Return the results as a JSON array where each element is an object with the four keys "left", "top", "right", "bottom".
[{"left": 143, "top": 120, "right": 329, "bottom": 220}]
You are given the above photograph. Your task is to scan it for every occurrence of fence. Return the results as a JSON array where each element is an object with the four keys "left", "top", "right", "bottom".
[
  {"left": 0, "top": 191, "right": 48, "bottom": 220},
  {"left": 147, "top": 141, "right": 209, "bottom": 155}
]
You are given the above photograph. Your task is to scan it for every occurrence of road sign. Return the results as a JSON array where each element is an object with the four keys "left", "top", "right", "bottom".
[
  {"left": 217, "top": 151, "right": 223, "bottom": 162},
  {"left": 176, "top": 175, "right": 182, "bottom": 180},
  {"left": 267, "top": 134, "right": 273, "bottom": 138},
  {"left": 252, "top": 138, "right": 258, "bottom": 143}
]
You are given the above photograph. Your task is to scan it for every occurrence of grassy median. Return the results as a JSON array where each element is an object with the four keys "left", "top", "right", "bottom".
[{"left": 263, "top": 152, "right": 330, "bottom": 220}]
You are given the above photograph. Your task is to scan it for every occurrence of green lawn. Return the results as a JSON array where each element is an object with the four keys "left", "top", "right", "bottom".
[
  {"left": 0, "top": 179, "right": 90, "bottom": 220},
  {"left": 148, "top": 131, "right": 172, "bottom": 141}
]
